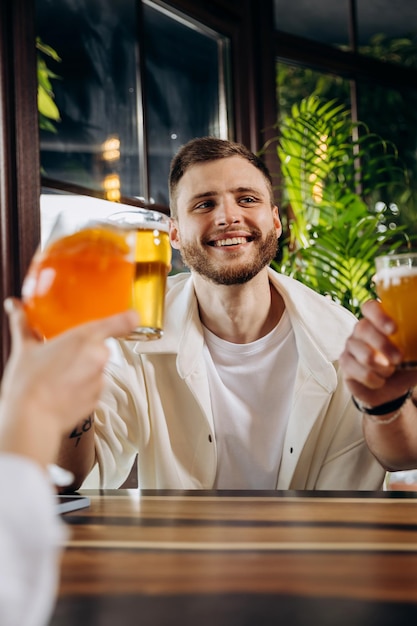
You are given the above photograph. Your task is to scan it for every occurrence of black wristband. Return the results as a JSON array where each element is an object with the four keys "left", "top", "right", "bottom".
[{"left": 352, "top": 390, "right": 412, "bottom": 416}]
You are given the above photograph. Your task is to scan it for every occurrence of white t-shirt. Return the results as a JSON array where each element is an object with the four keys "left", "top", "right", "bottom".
[
  {"left": 0, "top": 454, "right": 67, "bottom": 626},
  {"left": 203, "top": 310, "right": 298, "bottom": 489}
]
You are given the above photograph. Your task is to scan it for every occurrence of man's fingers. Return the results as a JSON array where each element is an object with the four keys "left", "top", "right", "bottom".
[
  {"left": 351, "top": 312, "right": 402, "bottom": 367},
  {"left": 361, "top": 299, "right": 396, "bottom": 334}
]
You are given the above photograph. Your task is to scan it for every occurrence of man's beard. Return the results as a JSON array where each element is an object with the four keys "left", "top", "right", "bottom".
[{"left": 178, "top": 227, "right": 279, "bottom": 285}]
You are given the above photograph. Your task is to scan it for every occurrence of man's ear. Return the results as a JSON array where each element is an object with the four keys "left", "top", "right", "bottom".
[
  {"left": 272, "top": 205, "right": 282, "bottom": 239},
  {"left": 169, "top": 219, "right": 181, "bottom": 250}
]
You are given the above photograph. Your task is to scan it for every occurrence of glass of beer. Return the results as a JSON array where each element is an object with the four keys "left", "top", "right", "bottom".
[
  {"left": 22, "top": 213, "right": 136, "bottom": 339},
  {"left": 374, "top": 252, "right": 417, "bottom": 368},
  {"left": 108, "top": 208, "right": 172, "bottom": 341}
]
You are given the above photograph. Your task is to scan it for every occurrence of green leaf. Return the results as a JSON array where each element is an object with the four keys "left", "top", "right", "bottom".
[
  {"left": 38, "top": 85, "right": 60, "bottom": 120},
  {"left": 36, "top": 38, "right": 61, "bottom": 131}
]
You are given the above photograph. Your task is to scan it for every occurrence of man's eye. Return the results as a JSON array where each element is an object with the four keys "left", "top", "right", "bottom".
[
  {"left": 240, "top": 197, "right": 256, "bottom": 204},
  {"left": 194, "top": 201, "right": 213, "bottom": 211}
]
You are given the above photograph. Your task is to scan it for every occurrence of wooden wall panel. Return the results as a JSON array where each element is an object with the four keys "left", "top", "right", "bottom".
[{"left": 0, "top": 0, "right": 40, "bottom": 374}]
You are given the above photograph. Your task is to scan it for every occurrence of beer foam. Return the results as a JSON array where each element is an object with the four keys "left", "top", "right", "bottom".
[
  {"left": 107, "top": 210, "right": 169, "bottom": 233},
  {"left": 375, "top": 265, "right": 417, "bottom": 288}
]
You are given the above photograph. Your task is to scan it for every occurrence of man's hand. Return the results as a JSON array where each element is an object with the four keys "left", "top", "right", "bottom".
[{"left": 339, "top": 300, "right": 417, "bottom": 407}]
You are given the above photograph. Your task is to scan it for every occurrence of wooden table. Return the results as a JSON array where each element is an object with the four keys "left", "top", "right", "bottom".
[{"left": 50, "top": 489, "right": 417, "bottom": 625}]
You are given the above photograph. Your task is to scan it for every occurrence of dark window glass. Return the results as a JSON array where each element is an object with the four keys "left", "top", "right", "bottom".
[
  {"left": 36, "top": 0, "right": 141, "bottom": 198},
  {"left": 277, "top": 63, "right": 350, "bottom": 120},
  {"left": 36, "top": 0, "right": 230, "bottom": 207},
  {"left": 357, "top": 0, "right": 417, "bottom": 42},
  {"left": 143, "top": 1, "right": 229, "bottom": 206},
  {"left": 357, "top": 80, "right": 417, "bottom": 232},
  {"left": 357, "top": 0, "right": 417, "bottom": 68},
  {"left": 273, "top": 0, "right": 350, "bottom": 48}
]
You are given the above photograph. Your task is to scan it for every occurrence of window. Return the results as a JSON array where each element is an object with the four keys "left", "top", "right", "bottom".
[
  {"left": 274, "top": 0, "right": 350, "bottom": 48},
  {"left": 357, "top": 0, "right": 417, "bottom": 67},
  {"left": 36, "top": 0, "right": 230, "bottom": 210},
  {"left": 274, "top": 0, "right": 417, "bottom": 237},
  {"left": 1, "top": 0, "right": 275, "bottom": 372},
  {"left": 143, "top": 1, "right": 229, "bottom": 206}
]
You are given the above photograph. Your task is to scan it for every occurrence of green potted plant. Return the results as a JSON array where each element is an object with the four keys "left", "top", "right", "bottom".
[{"left": 270, "top": 95, "right": 411, "bottom": 317}]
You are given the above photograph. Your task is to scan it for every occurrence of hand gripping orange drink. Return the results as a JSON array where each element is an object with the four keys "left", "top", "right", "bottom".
[{"left": 22, "top": 221, "right": 135, "bottom": 339}]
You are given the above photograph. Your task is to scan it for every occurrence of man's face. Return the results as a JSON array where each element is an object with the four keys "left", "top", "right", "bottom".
[{"left": 169, "top": 156, "right": 282, "bottom": 285}]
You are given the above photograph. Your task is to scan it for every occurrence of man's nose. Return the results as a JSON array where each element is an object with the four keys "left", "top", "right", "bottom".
[{"left": 214, "top": 199, "right": 241, "bottom": 226}]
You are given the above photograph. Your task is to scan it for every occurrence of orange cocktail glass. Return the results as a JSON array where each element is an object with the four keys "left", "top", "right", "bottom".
[{"left": 22, "top": 222, "right": 135, "bottom": 339}]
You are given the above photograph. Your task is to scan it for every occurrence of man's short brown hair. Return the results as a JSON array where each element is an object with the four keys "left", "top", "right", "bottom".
[{"left": 169, "top": 136, "right": 274, "bottom": 218}]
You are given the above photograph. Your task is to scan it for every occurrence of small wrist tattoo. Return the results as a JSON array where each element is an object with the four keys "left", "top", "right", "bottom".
[{"left": 69, "top": 415, "right": 94, "bottom": 447}]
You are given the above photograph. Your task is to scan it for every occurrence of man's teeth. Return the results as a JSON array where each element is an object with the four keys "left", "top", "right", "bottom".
[{"left": 214, "top": 237, "right": 246, "bottom": 247}]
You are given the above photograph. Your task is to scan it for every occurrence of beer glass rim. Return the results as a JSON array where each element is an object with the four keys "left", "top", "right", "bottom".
[
  {"left": 45, "top": 212, "right": 131, "bottom": 247},
  {"left": 107, "top": 208, "right": 170, "bottom": 232},
  {"left": 376, "top": 251, "right": 417, "bottom": 261},
  {"left": 375, "top": 251, "right": 417, "bottom": 273}
]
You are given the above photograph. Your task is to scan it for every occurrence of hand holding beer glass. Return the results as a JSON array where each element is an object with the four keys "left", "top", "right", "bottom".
[
  {"left": 374, "top": 252, "right": 417, "bottom": 368},
  {"left": 22, "top": 213, "right": 136, "bottom": 339},
  {"left": 108, "top": 209, "right": 172, "bottom": 340}
]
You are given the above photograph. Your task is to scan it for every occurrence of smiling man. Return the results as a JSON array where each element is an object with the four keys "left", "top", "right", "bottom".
[
  {"left": 59, "top": 137, "right": 392, "bottom": 492},
  {"left": 169, "top": 149, "right": 280, "bottom": 289}
]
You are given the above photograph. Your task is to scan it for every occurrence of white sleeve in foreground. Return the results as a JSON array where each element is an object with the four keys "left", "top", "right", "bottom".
[{"left": 0, "top": 454, "right": 68, "bottom": 626}]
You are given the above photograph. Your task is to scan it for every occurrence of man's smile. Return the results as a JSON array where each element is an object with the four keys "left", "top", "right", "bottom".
[
  {"left": 211, "top": 236, "right": 251, "bottom": 247},
  {"left": 206, "top": 231, "right": 256, "bottom": 247}
]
